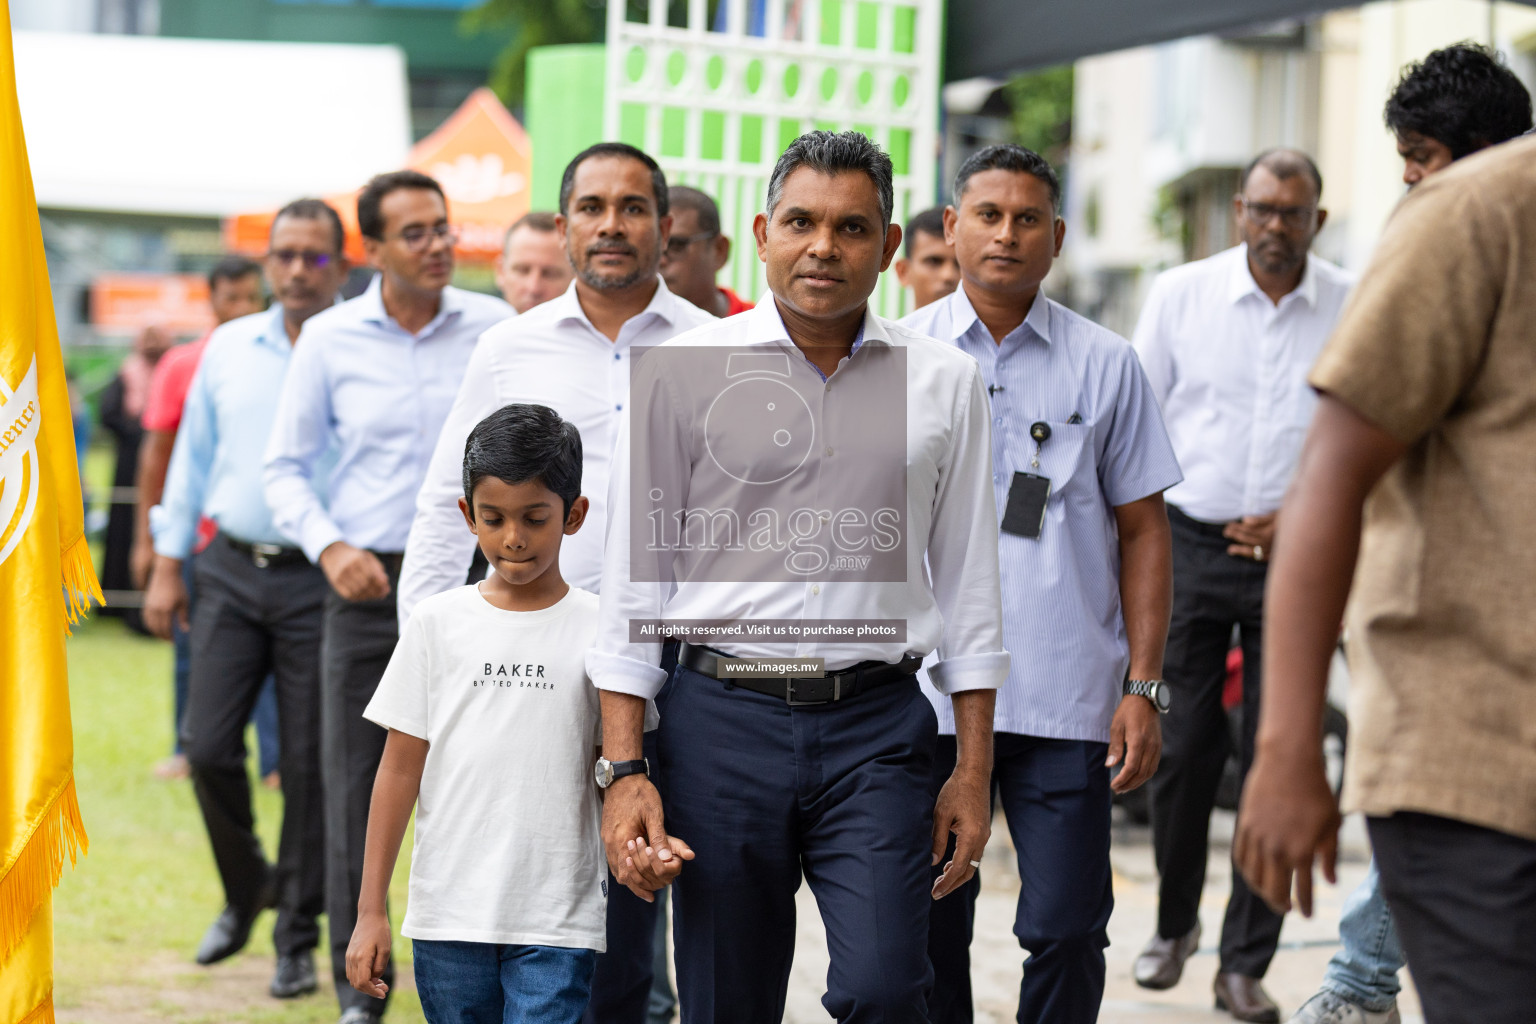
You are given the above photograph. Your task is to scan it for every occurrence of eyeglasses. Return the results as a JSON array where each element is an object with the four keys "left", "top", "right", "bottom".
[
  {"left": 663, "top": 232, "right": 719, "bottom": 259},
  {"left": 1240, "top": 200, "right": 1316, "bottom": 230},
  {"left": 392, "top": 223, "right": 459, "bottom": 252},
  {"left": 268, "top": 250, "right": 336, "bottom": 269}
]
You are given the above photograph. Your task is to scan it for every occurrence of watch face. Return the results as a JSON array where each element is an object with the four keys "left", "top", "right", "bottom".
[
  {"left": 594, "top": 758, "right": 614, "bottom": 788},
  {"left": 1154, "top": 683, "right": 1171, "bottom": 712}
]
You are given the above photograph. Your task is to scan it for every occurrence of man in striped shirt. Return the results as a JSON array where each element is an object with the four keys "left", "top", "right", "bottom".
[{"left": 902, "top": 144, "right": 1181, "bottom": 1024}]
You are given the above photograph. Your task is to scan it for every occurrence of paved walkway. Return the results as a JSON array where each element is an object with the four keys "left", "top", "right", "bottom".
[{"left": 772, "top": 809, "right": 1421, "bottom": 1023}]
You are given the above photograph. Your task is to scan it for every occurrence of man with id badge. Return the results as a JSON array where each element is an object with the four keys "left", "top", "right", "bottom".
[{"left": 902, "top": 144, "right": 1182, "bottom": 1024}]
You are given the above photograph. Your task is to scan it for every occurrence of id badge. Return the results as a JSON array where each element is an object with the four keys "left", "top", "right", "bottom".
[{"left": 1001, "top": 472, "right": 1051, "bottom": 539}]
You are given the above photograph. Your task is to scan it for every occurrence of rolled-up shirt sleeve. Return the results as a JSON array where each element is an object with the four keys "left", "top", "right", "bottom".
[
  {"left": 399, "top": 339, "right": 498, "bottom": 628},
  {"left": 263, "top": 325, "right": 343, "bottom": 562},
  {"left": 150, "top": 358, "right": 216, "bottom": 560},
  {"left": 925, "top": 362, "right": 1010, "bottom": 695}
]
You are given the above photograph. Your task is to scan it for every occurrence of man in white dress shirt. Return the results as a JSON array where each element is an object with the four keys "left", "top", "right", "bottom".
[
  {"left": 398, "top": 143, "right": 713, "bottom": 1024},
  {"left": 263, "top": 170, "right": 513, "bottom": 1024},
  {"left": 1130, "top": 149, "right": 1354, "bottom": 1024},
  {"left": 588, "top": 130, "right": 1008, "bottom": 1024}
]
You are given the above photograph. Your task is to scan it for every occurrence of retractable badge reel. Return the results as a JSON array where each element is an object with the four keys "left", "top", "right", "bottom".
[{"left": 1001, "top": 421, "right": 1052, "bottom": 539}]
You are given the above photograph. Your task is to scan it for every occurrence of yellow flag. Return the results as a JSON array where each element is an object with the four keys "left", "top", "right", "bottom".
[{"left": 0, "top": 5, "right": 98, "bottom": 1022}]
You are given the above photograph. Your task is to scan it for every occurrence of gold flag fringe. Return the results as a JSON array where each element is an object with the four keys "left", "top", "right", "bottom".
[
  {"left": 17, "top": 991, "right": 54, "bottom": 1024},
  {"left": 59, "top": 534, "right": 103, "bottom": 631},
  {"left": 0, "top": 774, "right": 87, "bottom": 969}
]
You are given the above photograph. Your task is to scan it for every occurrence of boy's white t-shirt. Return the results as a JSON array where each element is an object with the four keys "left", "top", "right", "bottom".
[{"left": 363, "top": 584, "right": 607, "bottom": 950}]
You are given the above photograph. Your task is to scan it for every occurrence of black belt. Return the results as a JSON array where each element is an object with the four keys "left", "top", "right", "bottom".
[
  {"left": 678, "top": 641, "right": 921, "bottom": 705},
  {"left": 369, "top": 550, "right": 405, "bottom": 575},
  {"left": 225, "top": 535, "right": 308, "bottom": 569},
  {"left": 1168, "top": 505, "right": 1234, "bottom": 540}
]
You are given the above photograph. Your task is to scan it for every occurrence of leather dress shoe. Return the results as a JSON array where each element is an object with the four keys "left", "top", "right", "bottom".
[
  {"left": 270, "top": 950, "right": 318, "bottom": 998},
  {"left": 1215, "top": 971, "right": 1281, "bottom": 1023},
  {"left": 194, "top": 877, "right": 276, "bottom": 965},
  {"left": 1133, "top": 922, "right": 1201, "bottom": 989}
]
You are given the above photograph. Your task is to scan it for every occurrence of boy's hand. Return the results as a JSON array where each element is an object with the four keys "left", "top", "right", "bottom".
[
  {"left": 603, "top": 776, "right": 691, "bottom": 901},
  {"left": 345, "top": 912, "right": 392, "bottom": 998}
]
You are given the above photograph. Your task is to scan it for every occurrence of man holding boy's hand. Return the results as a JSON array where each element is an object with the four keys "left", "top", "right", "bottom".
[{"left": 591, "top": 131, "right": 1007, "bottom": 1024}]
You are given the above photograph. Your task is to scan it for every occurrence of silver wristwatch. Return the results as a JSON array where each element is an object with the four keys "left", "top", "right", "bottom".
[{"left": 1124, "top": 678, "right": 1171, "bottom": 714}]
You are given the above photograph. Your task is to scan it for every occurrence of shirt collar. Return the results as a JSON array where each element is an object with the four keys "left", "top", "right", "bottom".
[
  {"left": 548, "top": 275, "right": 689, "bottom": 332},
  {"left": 357, "top": 273, "right": 465, "bottom": 331},
  {"left": 1229, "top": 244, "right": 1319, "bottom": 309},
  {"left": 252, "top": 302, "right": 291, "bottom": 352},
  {"left": 746, "top": 295, "right": 883, "bottom": 379},
  {"left": 946, "top": 282, "right": 1052, "bottom": 346}
]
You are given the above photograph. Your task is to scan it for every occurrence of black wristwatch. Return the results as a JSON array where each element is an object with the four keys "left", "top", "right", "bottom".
[
  {"left": 1124, "top": 678, "right": 1171, "bottom": 714},
  {"left": 594, "top": 757, "right": 650, "bottom": 789}
]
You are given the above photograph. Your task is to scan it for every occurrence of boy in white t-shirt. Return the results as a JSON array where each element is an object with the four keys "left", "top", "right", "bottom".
[{"left": 345, "top": 403, "right": 613, "bottom": 1022}]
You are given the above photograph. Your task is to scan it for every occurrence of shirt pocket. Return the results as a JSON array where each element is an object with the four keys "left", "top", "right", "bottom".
[{"left": 1027, "top": 422, "right": 1095, "bottom": 507}]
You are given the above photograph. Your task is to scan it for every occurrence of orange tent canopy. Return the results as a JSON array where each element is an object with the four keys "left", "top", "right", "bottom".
[{"left": 223, "top": 88, "right": 531, "bottom": 265}]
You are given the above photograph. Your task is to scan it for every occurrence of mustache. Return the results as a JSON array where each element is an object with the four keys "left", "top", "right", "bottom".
[{"left": 586, "top": 241, "right": 639, "bottom": 258}]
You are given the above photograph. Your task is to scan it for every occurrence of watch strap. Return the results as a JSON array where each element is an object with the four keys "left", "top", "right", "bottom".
[{"left": 609, "top": 758, "right": 649, "bottom": 781}]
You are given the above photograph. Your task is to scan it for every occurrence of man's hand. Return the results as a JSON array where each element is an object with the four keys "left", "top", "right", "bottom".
[
  {"left": 1107, "top": 695, "right": 1162, "bottom": 793},
  {"left": 930, "top": 767, "right": 990, "bottom": 899},
  {"left": 345, "top": 909, "right": 392, "bottom": 998},
  {"left": 1233, "top": 746, "right": 1340, "bottom": 917},
  {"left": 142, "top": 556, "right": 189, "bottom": 640},
  {"left": 1224, "top": 513, "right": 1277, "bottom": 561},
  {"left": 320, "top": 541, "right": 391, "bottom": 602},
  {"left": 130, "top": 538, "right": 155, "bottom": 590},
  {"left": 601, "top": 775, "right": 694, "bottom": 901}
]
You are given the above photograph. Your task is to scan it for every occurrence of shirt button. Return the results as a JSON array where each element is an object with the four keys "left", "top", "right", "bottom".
[
  {"left": 824, "top": 382, "right": 832, "bottom": 392},
  {"left": 825, "top": 446, "right": 834, "bottom": 456},
  {"left": 812, "top": 585, "right": 821, "bottom": 595},
  {"left": 615, "top": 404, "right": 622, "bottom": 411},
  {"left": 819, "top": 512, "right": 830, "bottom": 523},
  {"left": 613, "top": 353, "right": 621, "bottom": 361}
]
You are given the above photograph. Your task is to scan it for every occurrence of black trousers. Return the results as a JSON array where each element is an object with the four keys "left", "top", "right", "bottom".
[
  {"left": 1147, "top": 507, "right": 1282, "bottom": 977},
  {"left": 657, "top": 667, "right": 937, "bottom": 1023},
  {"left": 181, "top": 537, "right": 327, "bottom": 956},
  {"left": 320, "top": 557, "right": 401, "bottom": 1017},
  {"left": 1370, "top": 813, "right": 1536, "bottom": 1024},
  {"left": 926, "top": 734, "right": 1113, "bottom": 1024}
]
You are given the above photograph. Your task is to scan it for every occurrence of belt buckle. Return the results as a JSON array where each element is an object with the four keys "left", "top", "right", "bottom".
[
  {"left": 785, "top": 675, "right": 842, "bottom": 706},
  {"left": 251, "top": 542, "right": 283, "bottom": 569}
]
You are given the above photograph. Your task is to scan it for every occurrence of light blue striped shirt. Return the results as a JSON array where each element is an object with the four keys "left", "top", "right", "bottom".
[
  {"left": 263, "top": 275, "right": 513, "bottom": 561},
  {"left": 901, "top": 285, "right": 1182, "bottom": 742},
  {"left": 151, "top": 304, "right": 310, "bottom": 558}
]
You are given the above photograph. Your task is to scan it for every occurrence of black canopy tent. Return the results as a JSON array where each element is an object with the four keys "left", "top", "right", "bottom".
[{"left": 944, "top": 0, "right": 1525, "bottom": 80}]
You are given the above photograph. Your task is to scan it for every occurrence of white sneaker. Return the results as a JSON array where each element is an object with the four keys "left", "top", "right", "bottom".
[{"left": 1287, "top": 991, "right": 1401, "bottom": 1024}]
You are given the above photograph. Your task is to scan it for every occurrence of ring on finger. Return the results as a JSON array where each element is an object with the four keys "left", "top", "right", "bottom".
[
  {"left": 968, "top": 860, "right": 982, "bottom": 868},
  {"left": 1254, "top": 544, "right": 1265, "bottom": 561}
]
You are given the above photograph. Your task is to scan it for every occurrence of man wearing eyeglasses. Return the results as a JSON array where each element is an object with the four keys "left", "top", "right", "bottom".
[
  {"left": 659, "top": 185, "right": 754, "bottom": 318},
  {"left": 141, "top": 199, "right": 349, "bottom": 1000},
  {"left": 264, "top": 170, "right": 513, "bottom": 1024},
  {"left": 1129, "top": 149, "right": 1353, "bottom": 1023}
]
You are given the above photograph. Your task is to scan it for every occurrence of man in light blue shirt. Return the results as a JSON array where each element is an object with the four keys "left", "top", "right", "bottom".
[
  {"left": 902, "top": 145, "right": 1181, "bottom": 1024},
  {"left": 262, "top": 170, "right": 512, "bottom": 1024},
  {"left": 142, "top": 199, "right": 350, "bottom": 1000}
]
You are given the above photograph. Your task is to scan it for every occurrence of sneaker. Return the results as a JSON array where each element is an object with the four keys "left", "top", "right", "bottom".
[
  {"left": 338, "top": 1009, "right": 382, "bottom": 1024},
  {"left": 1287, "top": 991, "right": 1401, "bottom": 1024}
]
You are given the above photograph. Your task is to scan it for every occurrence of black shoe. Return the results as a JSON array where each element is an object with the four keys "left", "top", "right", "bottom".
[
  {"left": 195, "top": 875, "right": 277, "bottom": 965},
  {"left": 270, "top": 950, "right": 319, "bottom": 998},
  {"left": 338, "top": 1009, "right": 383, "bottom": 1024}
]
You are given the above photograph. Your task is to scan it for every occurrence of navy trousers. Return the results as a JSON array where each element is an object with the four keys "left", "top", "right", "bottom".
[
  {"left": 656, "top": 665, "right": 938, "bottom": 1024},
  {"left": 926, "top": 734, "right": 1113, "bottom": 1024}
]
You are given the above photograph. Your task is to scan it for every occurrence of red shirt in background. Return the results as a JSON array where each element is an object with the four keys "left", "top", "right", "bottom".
[
  {"left": 720, "top": 287, "right": 755, "bottom": 316},
  {"left": 141, "top": 332, "right": 217, "bottom": 552}
]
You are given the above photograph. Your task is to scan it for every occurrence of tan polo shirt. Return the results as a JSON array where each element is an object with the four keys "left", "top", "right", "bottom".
[{"left": 1309, "top": 136, "right": 1536, "bottom": 842}]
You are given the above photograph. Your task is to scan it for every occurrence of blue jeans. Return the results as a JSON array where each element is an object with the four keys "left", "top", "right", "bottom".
[
  {"left": 1321, "top": 860, "right": 1404, "bottom": 1012},
  {"left": 412, "top": 940, "right": 598, "bottom": 1024}
]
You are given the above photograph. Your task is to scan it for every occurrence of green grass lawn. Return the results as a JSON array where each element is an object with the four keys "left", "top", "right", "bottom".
[{"left": 55, "top": 615, "right": 425, "bottom": 1023}]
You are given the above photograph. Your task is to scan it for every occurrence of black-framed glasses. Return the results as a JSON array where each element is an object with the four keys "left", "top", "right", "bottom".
[
  {"left": 1239, "top": 200, "right": 1316, "bottom": 230},
  {"left": 268, "top": 250, "right": 336, "bottom": 269},
  {"left": 663, "top": 231, "right": 719, "bottom": 259},
  {"left": 392, "top": 223, "right": 459, "bottom": 252}
]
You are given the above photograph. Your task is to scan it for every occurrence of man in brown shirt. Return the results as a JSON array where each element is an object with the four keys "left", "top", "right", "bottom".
[{"left": 1234, "top": 135, "right": 1536, "bottom": 1024}]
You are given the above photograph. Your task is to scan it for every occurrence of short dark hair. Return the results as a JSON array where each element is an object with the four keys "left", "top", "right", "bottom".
[
  {"left": 667, "top": 185, "right": 721, "bottom": 237},
  {"left": 1240, "top": 148, "right": 1324, "bottom": 200},
  {"left": 903, "top": 207, "right": 947, "bottom": 257},
  {"left": 558, "top": 143, "right": 669, "bottom": 218},
  {"left": 208, "top": 255, "right": 260, "bottom": 291},
  {"left": 272, "top": 198, "right": 346, "bottom": 254},
  {"left": 1385, "top": 43, "right": 1533, "bottom": 159},
  {"left": 461, "top": 404, "right": 583, "bottom": 518},
  {"left": 953, "top": 144, "right": 1061, "bottom": 213},
  {"left": 766, "top": 130, "right": 894, "bottom": 228},
  {"left": 504, "top": 210, "right": 559, "bottom": 250},
  {"left": 357, "top": 170, "right": 446, "bottom": 241}
]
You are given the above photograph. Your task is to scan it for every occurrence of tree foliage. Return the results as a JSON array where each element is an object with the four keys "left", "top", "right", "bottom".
[{"left": 1004, "top": 64, "right": 1074, "bottom": 166}]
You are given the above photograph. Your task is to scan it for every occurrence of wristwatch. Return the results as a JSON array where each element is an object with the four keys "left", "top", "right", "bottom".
[
  {"left": 1124, "top": 678, "right": 1171, "bottom": 714},
  {"left": 594, "top": 757, "right": 650, "bottom": 789}
]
